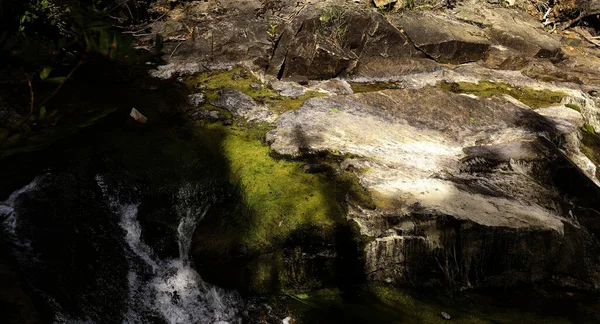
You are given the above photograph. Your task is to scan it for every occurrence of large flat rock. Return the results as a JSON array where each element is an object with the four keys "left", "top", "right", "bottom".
[{"left": 267, "top": 86, "right": 600, "bottom": 289}]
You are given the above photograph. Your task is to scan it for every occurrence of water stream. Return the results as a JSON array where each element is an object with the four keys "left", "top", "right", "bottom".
[{"left": 1, "top": 175, "right": 241, "bottom": 323}]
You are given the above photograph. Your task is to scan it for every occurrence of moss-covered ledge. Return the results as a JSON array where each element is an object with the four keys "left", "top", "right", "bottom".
[
  {"left": 191, "top": 119, "right": 370, "bottom": 294},
  {"left": 438, "top": 80, "right": 568, "bottom": 109}
]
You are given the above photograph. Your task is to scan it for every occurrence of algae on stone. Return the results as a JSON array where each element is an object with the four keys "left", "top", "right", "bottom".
[
  {"left": 438, "top": 80, "right": 568, "bottom": 109},
  {"left": 348, "top": 81, "right": 401, "bottom": 93},
  {"left": 580, "top": 127, "right": 600, "bottom": 178},
  {"left": 186, "top": 67, "right": 326, "bottom": 115},
  {"left": 565, "top": 103, "right": 582, "bottom": 113},
  {"left": 194, "top": 122, "right": 346, "bottom": 253},
  {"left": 370, "top": 284, "right": 574, "bottom": 324}
]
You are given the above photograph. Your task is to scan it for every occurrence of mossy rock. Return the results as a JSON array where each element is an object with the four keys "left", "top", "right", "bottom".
[
  {"left": 368, "top": 284, "right": 587, "bottom": 324},
  {"left": 191, "top": 120, "right": 369, "bottom": 293},
  {"left": 438, "top": 80, "right": 568, "bottom": 109},
  {"left": 185, "top": 67, "right": 326, "bottom": 114},
  {"left": 565, "top": 103, "right": 582, "bottom": 113}
]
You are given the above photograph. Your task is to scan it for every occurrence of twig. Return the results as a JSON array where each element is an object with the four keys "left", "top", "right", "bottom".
[
  {"left": 169, "top": 41, "right": 184, "bottom": 60},
  {"left": 561, "top": 10, "right": 600, "bottom": 31},
  {"left": 124, "top": 2, "right": 134, "bottom": 20},
  {"left": 543, "top": 6, "right": 553, "bottom": 21},
  {"left": 573, "top": 27, "right": 600, "bottom": 47},
  {"left": 122, "top": 11, "right": 169, "bottom": 34},
  {"left": 37, "top": 60, "right": 85, "bottom": 109}
]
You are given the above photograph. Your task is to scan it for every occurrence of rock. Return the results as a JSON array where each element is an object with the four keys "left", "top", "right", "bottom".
[
  {"left": 268, "top": 86, "right": 600, "bottom": 289},
  {"left": 249, "top": 83, "right": 262, "bottom": 90},
  {"left": 455, "top": 7, "right": 563, "bottom": 60},
  {"left": 302, "top": 163, "right": 329, "bottom": 174},
  {"left": 441, "top": 312, "right": 452, "bottom": 320},
  {"left": 357, "top": 12, "right": 422, "bottom": 59},
  {"left": 535, "top": 105, "right": 584, "bottom": 135},
  {"left": 187, "top": 93, "right": 206, "bottom": 107},
  {"left": 271, "top": 81, "right": 307, "bottom": 97},
  {"left": 212, "top": 88, "right": 259, "bottom": 116},
  {"left": 393, "top": 12, "right": 490, "bottom": 64},
  {"left": 212, "top": 88, "right": 276, "bottom": 123},
  {"left": 278, "top": 32, "right": 358, "bottom": 80},
  {"left": 129, "top": 108, "right": 147, "bottom": 124},
  {"left": 482, "top": 45, "right": 531, "bottom": 70},
  {"left": 268, "top": 10, "right": 420, "bottom": 80},
  {"left": 189, "top": 110, "right": 224, "bottom": 121},
  {"left": 149, "top": 62, "right": 201, "bottom": 79},
  {"left": 308, "top": 79, "right": 354, "bottom": 95},
  {"left": 350, "top": 57, "right": 440, "bottom": 81}
]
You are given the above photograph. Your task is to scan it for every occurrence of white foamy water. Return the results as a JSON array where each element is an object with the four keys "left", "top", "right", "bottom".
[
  {"left": 95, "top": 175, "right": 241, "bottom": 324},
  {"left": 0, "top": 176, "right": 86, "bottom": 323},
  {"left": 0, "top": 176, "right": 47, "bottom": 257},
  {"left": 1, "top": 177, "right": 41, "bottom": 238}
]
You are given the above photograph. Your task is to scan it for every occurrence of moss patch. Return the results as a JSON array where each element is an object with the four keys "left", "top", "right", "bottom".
[
  {"left": 194, "top": 122, "right": 348, "bottom": 254},
  {"left": 186, "top": 67, "right": 326, "bottom": 114},
  {"left": 565, "top": 103, "right": 582, "bottom": 113},
  {"left": 369, "top": 284, "right": 574, "bottom": 324},
  {"left": 438, "top": 81, "right": 568, "bottom": 109},
  {"left": 580, "top": 126, "right": 600, "bottom": 179},
  {"left": 349, "top": 81, "right": 402, "bottom": 93}
]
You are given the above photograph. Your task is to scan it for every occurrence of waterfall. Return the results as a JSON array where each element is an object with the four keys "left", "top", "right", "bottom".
[
  {"left": 2, "top": 175, "right": 241, "bottom": 323},
  {"left": 95, "top": 175, "right": 241, "bottom": 324},
  {"left": 1, "top": 176, "right": 45, "bottom": 265}
]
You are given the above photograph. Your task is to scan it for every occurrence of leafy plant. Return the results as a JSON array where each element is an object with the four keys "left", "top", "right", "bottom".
[
  {"left": 267, "top": 22, "right": 278, "bottom": 43},
  {"left": 0, "top": 0, "right": 165, "bottom": 143},
  {"left": 318, "top": 5, "right": 349, "bottom": 46}
]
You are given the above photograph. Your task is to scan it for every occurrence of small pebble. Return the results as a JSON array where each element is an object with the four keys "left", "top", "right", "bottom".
[{"left": 441, "top": 311, "right": 451, "bottom": 320}]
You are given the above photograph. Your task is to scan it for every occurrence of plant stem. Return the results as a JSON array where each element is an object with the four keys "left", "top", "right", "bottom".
[{"left": 0, "top": 60, "right": 85, "bottom": 145}]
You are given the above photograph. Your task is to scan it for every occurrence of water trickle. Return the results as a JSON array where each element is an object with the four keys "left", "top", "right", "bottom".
[
  {"left": 95, "top": 175, "right": 241, "bottom": 324},
  {"left": 1, "top": 176, "right": 45, "bottom": 260}
]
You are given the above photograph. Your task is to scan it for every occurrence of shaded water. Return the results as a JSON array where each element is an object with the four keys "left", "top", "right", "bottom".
[
  {"left": 1, "top": 174, "right": 241, "bottom": 323},
  {"left": 96, "top": 175, "right": 240, "bottom": 323}
]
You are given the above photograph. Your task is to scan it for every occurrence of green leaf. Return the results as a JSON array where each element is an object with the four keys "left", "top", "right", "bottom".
[
  {"left": 39, "top": 106, "right": 47, "bottom": 120},
  {"left": 39, "top": 67, "right": 52, "bottom": 80},
  {"left": 45, "top": 76, "right": 66, "bottom": 84}
]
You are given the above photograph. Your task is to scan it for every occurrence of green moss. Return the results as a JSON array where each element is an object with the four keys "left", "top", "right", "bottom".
[
  {"left": 438, "top": 81, "right": 568, "bottom": 109},
  {"left": 580, "top": 127, "right": 600, "bottom": 176},
  {"left": 370, "top": 285, "right": 471, "bottom": 324},
  {"left": 349, "top": 82, "right": 401, "bottom": 93},
  {"left": 186, "top": 67, "right": 326, "bottom": 114},
  {"left": 370, "top": 284, "right": 573, "bottom": 324},
  {"left": 565, "top": 103, "right": 582, "bottom": 113},
  {"left": 268, "top": 90, "right": 327, "bottom": 113},
  {"left": 583, "top": 123, "right": 596, "bottom": 134},
  {"left": 223, "top": 129, "right": 343, "bottom": 250},
  {"left": 194, "top": 122, "right": 347, "bottom": 254}
]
